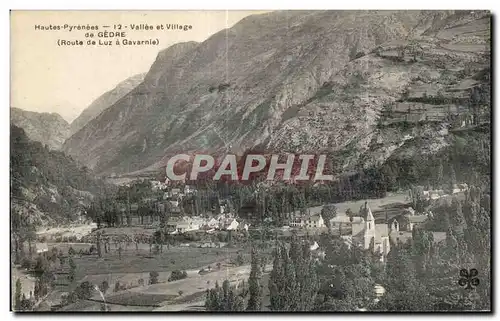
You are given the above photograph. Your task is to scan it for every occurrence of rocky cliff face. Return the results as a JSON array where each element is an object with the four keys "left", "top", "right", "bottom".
[
  {"left": 62, "top": 10, "right": 491, "bottom": 177},
  {"left": 70, "top": 73, "right": 146, "bottom": 135},
  {"left": 11, "top": 107, "right": 70, "bottom": 150}
]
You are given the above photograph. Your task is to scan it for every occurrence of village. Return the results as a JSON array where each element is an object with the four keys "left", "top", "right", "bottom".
[{"left": 12, "top": 168, "right": 481, "bottom": 312}]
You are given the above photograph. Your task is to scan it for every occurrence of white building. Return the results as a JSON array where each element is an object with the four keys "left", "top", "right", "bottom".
[
  {"left": 184, "top": 185, "right": 196, "bottom": 195},
  {"left": 289, "top": 217, "right": 304, "bottom": 228},
  {"left": 151, "top": 180, "right": 168, "bottom": 191},
  {"left": 35, "top": 243, "right": 49, "bottom": 254},
  {"left": 221, "top": 218, "right": 239, "bottom": 231},
  {"left": 205, "top": 217, "right": 220, "bottom": 229},
  {"left": 330, "top": 214, "right": 364, "bottom": 228},
  {"left": 351, "top": 203, "right": 391, "bottom": 262},
  {"left": 167, "top": 216, "right": 202, "bottom": 233},
  {"left": 304, "top": 214, "right": 324, "bottom": 229}
]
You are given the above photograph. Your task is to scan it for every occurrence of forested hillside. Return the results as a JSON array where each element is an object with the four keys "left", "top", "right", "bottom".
[{"left": 11, "top": 125, "right": 110, "bottom": 227}]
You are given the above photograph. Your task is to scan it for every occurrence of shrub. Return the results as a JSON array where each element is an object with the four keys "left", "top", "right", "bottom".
[
  {"left": 168, "top": 270, "right": 188, "bottom": 282},
  {"left": 75, "top": 281, "right": 94, "bottom": 300},
  {"left": 21, "top": 257, "right": 35, "bottom": 270},
  {"left": 149, "top": 271, "right": 159, "bottom": 284},
  {"left": 68, "top": 246, "right": 76, "bottom": 256},
  {"left": 138, "top": 278, "right": 144, "bottom": 286}
]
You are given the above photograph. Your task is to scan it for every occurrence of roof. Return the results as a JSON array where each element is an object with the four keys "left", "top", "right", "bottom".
[
  {"left": 408, "top": 215, "right": 428, "bottom": 223},
  {"left": 222, "top": 218, "right": 238, "bottom": 226},
  {"left": 331, "top": 215, "right": 364, "bottom": 224},
  {"left": 307, "top": 214, "right": 323, "bottom": 221}
]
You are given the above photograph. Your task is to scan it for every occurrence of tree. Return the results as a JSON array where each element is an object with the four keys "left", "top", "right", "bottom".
[
  {"left": 34, "top": 255, "right": 50, "bottom": 277},
  {"left": 376, "top": 244, "right": 434, "bottom": 311},
  {"left": 68, "top": 257, "right": 76, "bottom": 282},
  {"left": 68, "top": 246, "right": 76, "bottom": 256},
  {"left": 205, "top": 280, "right": 245, "bottom": 311},
  {"left": 75, "top": 281, "right": 94, "bottom": 300},
  {"left": 99, "top": 280, "right": 109, "bottom": 294},
  {"left": 15, "top": 278, "right": 22, "bottom": 310},
  {"left": 168, "top": 270, "right": 188, "bottom": 282},
  {"left": 436, "top": 162, "right": 444, "bottom": 188},
  {"left": 246, "top": 248, "right": 263, "bottom": 311},
  {"left": 406, "top": 40, "right": 423, "bottom": 62},
  {"left": 269, "top": 241, "right": 319, "bottom": 311},
  {"left": 236, "top": 253, "right": 245, "bottom": 266},
  {"left": 149, "top": 271, "right": 159, "bottom": 284},
  {"left": 96, "top": 232, "right": 102, "bottom": 258},
  {"left": 450, "top": 197, "right": 466, "bottom": 233},
  {"left": 449, "top": 164, "right": 457, "bottom": 193},
  {"left": 321, "top": 205, "right": 337, "bottom": 232}
]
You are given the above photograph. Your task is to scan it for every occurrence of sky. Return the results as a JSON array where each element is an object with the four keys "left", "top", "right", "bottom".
[{"left": 11, "top": 10, "right": 268, "bottom": 123}]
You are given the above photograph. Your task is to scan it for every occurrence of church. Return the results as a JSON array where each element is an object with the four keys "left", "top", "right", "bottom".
[{"left": 351, "top": 202, "right": 391, "bottom": 263}]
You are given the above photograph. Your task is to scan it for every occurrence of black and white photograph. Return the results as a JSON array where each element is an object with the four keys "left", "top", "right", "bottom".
[{"left": 9, "top": 9, "right": 492, "bottom": 312}]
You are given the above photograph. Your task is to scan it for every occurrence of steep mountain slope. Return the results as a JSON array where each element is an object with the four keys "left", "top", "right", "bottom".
[
  {"left": 11, "top": 107, "right": 70, "bottom": 150},
  {"left": 62, "top": 10, "right": 491, "bottom": 177},
  {"left": 11, "top": 125, "right": 108, "bottom": 226},
  {"left": 69, "top": 73, "right": 146, "bottom": 135}
]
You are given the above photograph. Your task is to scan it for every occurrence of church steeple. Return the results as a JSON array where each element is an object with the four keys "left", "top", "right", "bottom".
[
  {"left": 363, "top": 202, "right": 376, "bottom": 249},
  {"left": 366, "top": 205, "right": 375, "bottom": 223}
]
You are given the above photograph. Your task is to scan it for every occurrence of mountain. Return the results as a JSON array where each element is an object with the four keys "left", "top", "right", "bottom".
[
  {"left": 69, "top": 73, "right": 146, "bottom": 135},
  {"left": 11, "top": 107, "right": 70, "bottom": 150},
  {"left": 10, "top": 125, "right": 108, "bottom": 226},
  {"left": 62, "top": 10, "right": 491, "bottom": 178}
]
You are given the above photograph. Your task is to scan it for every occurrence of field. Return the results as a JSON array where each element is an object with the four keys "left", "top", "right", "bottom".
[
  {"left": 39, "top": 239, "right": 259, "bottom": 311},
  {"left": 30, "top": 190, "right": 463, "bottom": 311},
  {"left": 293, "top": 192, "right": 411, "bottom": 220}
]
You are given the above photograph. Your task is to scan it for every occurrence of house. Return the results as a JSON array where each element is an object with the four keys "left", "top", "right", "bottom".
[
  {"left": 184, "top": 185, "right": 196, "bottom": 195},
  {"left": 166, "top": 217, "right": 201, "bottom": 233},
  {"left": 351, "top": 203, "right": 391, "bottom": 263},
  {"left": 35, "top": 243, "right": 49, "bottom": 254},
  {"left": 289, "top": 217, "right": 304, "bottom": 228},
  {"left": 169, "top": 199, "right": 180, "bottom": 208},
  {"left": 388, "top": 213, "right": 428, "bottom": 232},
  {"left": 221, "top": 218, "right": 239, "bottom": 231},
  {"left": 151, "top": 180, "right": 168, "bottom": 191},
  {"left": 310, "top": 241, "right": 320, "bottom": 251},
  {"left": 204, "top": 217, "right": 220, "bottom": 229},
  {"left": 171, "top": 188, "right": 182, "bottom": 197},
  {"left": 330, "top": 214, "right": 364, "bottom": 228},
  {"left": 304, "top": 214, "right": 324, "bottom": 229}
]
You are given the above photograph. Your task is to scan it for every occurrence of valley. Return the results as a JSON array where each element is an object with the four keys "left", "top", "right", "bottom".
[{"left": 10, "top": 10, "right": 492, "bottom": 313}]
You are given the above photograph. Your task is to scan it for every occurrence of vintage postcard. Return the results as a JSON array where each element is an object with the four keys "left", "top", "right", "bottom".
[{"left": 10, "top": 10, "right": 491, "bottom": 312}]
